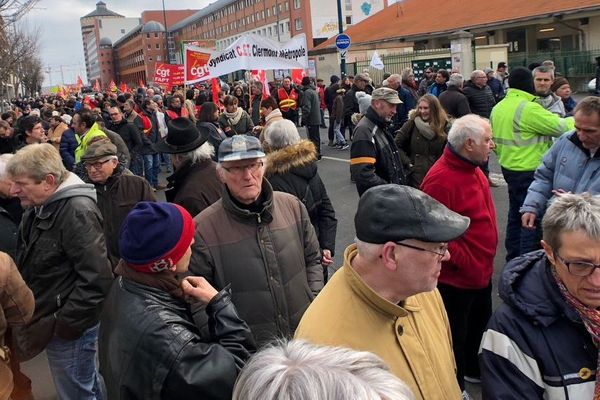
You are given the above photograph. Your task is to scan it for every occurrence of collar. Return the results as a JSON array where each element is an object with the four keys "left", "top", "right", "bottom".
[
  {"left": 445, "top": 144, "right": 482, "bottom": 169},
  {"left": 365, "top": 106, "right": 388, "bottom": 129},
  {"left": 166, "top": 159, "right": 211, "bottom": 186},
  {"left": 507, "top": 88, "right": 537, "bottom": 102},
  {"left": 221, "top": 178, "right": 274, "bottom": 224},
  {"left": 568, "top": 131, "right": 600, "bottom": 158}
]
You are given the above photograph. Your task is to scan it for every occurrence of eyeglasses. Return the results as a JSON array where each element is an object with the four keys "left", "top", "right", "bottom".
[
  {"left": 556, "top": 253, "right": 600, "bottom": 277},
  {"left": 222, "top": 161, "right": 263, "bottom": 175},
  {"left": 85, "top": 158, "right": 113, "bottom": 170},
  {"left": 395, "top": 241, "right": 449, "bottom": 258}
]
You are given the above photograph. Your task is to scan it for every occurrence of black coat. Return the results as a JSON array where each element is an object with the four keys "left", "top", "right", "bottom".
[
  {"left": 0, "top": 202, "right": 18, "bottom": 259},
  {"left": 196, "top": 121, "right": 227, "bottom": 162},
  {"left": 463, "top": 81, "right": 496, "bottom": 118},
  {"left": 0, "top": 135, "right": 18, "bottom": 155},
  {"left": 108, "top": 119, "right": 142, "bottom": 154},
  {"left": 266, "top": 140, "right": 337, "bottom": 254},
  {"left": 438, "top": 86, "right": 471, "bottom": 119},
  {"left": 99, "top": 278, "right": 255, "bottom": 400}
]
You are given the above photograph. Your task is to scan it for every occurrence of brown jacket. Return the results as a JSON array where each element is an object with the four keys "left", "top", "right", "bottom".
[
  {"left": 165, "top": 159, "right": 222, "bottom": 217},
  {"left": 48, "top": 122, "right": 69, "bottom": 150},
  {"left": 0, "top": 252, "right": 34, "bottom": 400},
  {"left": 190, "top": 180, "right": 323, "bottom": 346}
]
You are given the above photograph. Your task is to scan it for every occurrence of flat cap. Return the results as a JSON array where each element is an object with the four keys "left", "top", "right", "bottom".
[
  {"left": 218, "top": 134, "right": 265, "bottom": 162},
  {"left": 355, "top": 184, "right": 469, "bottom": 244},
  {"left": 81, "top": 140, "right": 117, "bottom": 162},
  {"left": 371, "top": 87, "right": 402, "bottom": 104}
]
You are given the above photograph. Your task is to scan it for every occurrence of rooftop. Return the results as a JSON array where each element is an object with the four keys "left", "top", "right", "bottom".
[
  {"left": 170, "top": 0, "right": 237, "bottom": 32},
  {"left": 81, "top": 1, "right": 123, "bottom": 19}
]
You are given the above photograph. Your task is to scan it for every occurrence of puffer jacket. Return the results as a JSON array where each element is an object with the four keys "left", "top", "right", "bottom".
[
  {"left": 521, "top": 131, "right": 600, "bottom": 218},
  {"left": 99, "top": 278, "right": 255, "bottom": 400},
  {"left": 350, "top": 106, "right": 407, "bottom": 196},
  {"left": 463, "top": 81, "right": 496, "bottom": 118},
  {"left": 88, "top": 165, "right": 156, "bottom": 269},
  {"left": 266, "top": 140, "right": 337, "bottom": 254},
  {"left": 12, "top": 173, "right": 113, "bottom": 361},
  {"left": 480, "top": 250, "right": 596, "bottom": 399},
  {"left": 189, "top": 180, "right": 323, "bottom": 346},
  {"left": 395, "top": 118, "right": 448, "bottom": 188}
]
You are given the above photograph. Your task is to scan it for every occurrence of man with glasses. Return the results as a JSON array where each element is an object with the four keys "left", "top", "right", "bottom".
[
  {"left": 480, "top": 193, "right": 600, "bottom": 399},
  {"left": 463, "top": 70, "right": 496, "bottom": 119},
  {"left": 296, "top": 184, "right": 470, "bottom": 400},
  {"left": 189, "top": 135, "right": 323, "bottom": 346},
  {"left": 421, "top": 115, "right": 498, "bottom": 398}
]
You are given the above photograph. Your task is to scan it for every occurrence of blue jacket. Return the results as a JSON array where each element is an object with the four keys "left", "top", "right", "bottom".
[
  {"left": 480, "top": 251, "right": 596, "bottom": 399},
  {"left": 391, "top": 86, "right": 417, "bottom": 132},
  {"left": 59, "top": 128, "right": 78, "bottom": 171},
  {"left": 487, "top": 77, "right": 505, "bottom": 102},
  {"left": 521, "top": 131, "right": 600, "bottom": 217}
]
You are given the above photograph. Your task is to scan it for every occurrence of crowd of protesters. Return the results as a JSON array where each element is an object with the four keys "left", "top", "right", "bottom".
[{"left": 0, "top": 58, "right": 599, "bottom": 400}]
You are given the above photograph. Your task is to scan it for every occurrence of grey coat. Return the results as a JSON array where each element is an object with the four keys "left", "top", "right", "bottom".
[{"left": 301, "top": 85, "right": 322, "bottom": 126}]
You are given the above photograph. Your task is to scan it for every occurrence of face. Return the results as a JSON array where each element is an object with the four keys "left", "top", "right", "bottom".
[
  {"left": 283, "top": 78, "right": 292, "bottom": 89},
  {"left": 110, "top": 108, "right": 123, "bottom": 123},
  {"left": 472, "top": 72, "right": 487, "bottom": 88},
  {"left": 534, "top": 71, "right": 553, "bottom": 96},
  {"left": 219, "top": 158, "right": 264, "bottom": 204},
  {"left": 543, "top": 231, "right": 600, "bottom": 308},
  {"left": 235, "top": 87, "right": 243, "bottom": 96},
  {"left": 50, "top": 118, "right": 60, "bottom": 129},
  {"left": 555, "top": 84, "right": 572, "bottom": 100},
  {"left": 418, "top": 100, "right": 431, "bottom": 121},
  {"left": 355, "top": 79, "right": 367, "bottom": 90},
  {"left": 85, "top": 157, "right": 117, "bottom": 184},
  {"left": 9, "top": 174, "right": 56, "bottom": 207},
  {"left": 468, "top": 123, "right": 495, "bottom": 164},
  {"left": 373, "top": 100, "right": 397, "bottom": 122},
  {"left": 123, "top": 102, "right": 133, "bottom": 113},
  {"left": 435, "top": 73, "right": 447, "bottom": 84},
  {"left": 171, "top": 97, "right": 181, "bottom": 108},
  {"left": 226, "top": 103, "right": 237, "bottom": 113},
  {"left": 146, "top": 89, "right": 155, "bottom": 97},
  {"left": 574, "top": 111, "right": 600, "bottom": 150},
  {"left": 0, "top": 178, "right": 12, "bottom": 198},
  {"left": 387, "top": 78, "right": 401, "bottom": 90},
  {"left": 27, "top": 123, "right": 46, "bottom": 143},
  {"left": 425, "top": 70, "right": 434, "bottom": 79},
  {"left": 394, "top": 239, "right": 450, "bottom": 296},
  {"left": 251, "top": 85, "right": 261, "bottom": 95},
  {"left": 0, "top": 126, "right": 12, "bottom": 138}
]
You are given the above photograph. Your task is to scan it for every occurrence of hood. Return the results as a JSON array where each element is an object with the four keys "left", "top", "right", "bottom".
[
  {"left": 499, "top": 250, "right": 581, "bottom": 327},
  {"left": 38, "top": 172, "right": 96, "bottom": 214},
  {"left": 266, "top": 140, "right": 317, "bottom": 176}
]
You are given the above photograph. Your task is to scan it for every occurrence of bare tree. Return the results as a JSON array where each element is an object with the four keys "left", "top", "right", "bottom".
[
  {"left": 0, "top": 23, "right": 40, "bottom": 97},
  {"left": 20, "top": 52, "right": 43, "bottom": 95}
]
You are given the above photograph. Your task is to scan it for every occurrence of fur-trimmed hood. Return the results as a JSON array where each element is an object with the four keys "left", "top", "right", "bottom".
[{"left": 265, "top": 139, "right": 317, "bottom": 177}]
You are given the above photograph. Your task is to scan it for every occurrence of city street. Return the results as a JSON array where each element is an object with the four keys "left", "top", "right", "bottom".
[{"left": 21, "top": 126, "right": 508, "bottom": 400}]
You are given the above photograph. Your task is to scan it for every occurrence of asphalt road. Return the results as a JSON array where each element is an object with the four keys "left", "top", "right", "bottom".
[{"left": 22, "top": 126, "right": 509, "bottom": 400}]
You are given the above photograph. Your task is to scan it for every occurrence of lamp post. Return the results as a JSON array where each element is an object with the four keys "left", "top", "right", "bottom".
[{"left": 336, "top": 0, "right": 346, "bottom": 76}]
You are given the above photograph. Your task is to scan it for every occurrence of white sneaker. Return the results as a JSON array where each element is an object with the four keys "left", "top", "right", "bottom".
[{"left": 462, "top": 390, "right": 473, "bottom": 400}]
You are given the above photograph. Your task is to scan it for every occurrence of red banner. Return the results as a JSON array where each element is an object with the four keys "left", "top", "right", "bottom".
[
  {"left": 184, "top": 45, "right": 213, "bottom": 84},
  {"left": 292, "top": 69, "right": 307, "bottom": 85},
  {"left": 153, "top": 63, "right": 184, "bottom": 91},
  {"left": 251, "top": 70, "right": 270, "bottom": 99}
]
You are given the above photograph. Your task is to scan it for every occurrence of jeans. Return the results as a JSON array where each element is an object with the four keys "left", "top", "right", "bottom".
[
  {"left": 161, "top": 153, "right": 173, "bottom": 173},
  {"left": 333, "top": 121, "right": 346, "bottom": 145},
  {"left": 501, "top": 167, "right": 542, "bottom": 261},
  {"left": 438, "top": 283, "right": 492, "bottom": 390},
  {"left": 327, "top": 109, "right": 335, "bottom": 141},
  {"left": 129, "top": 153, "right": 143, "bottom": 177},
  {"left": 46, "top": 324, "right": 103, "bottom": 400},
  {"left": 143, "top": 153, "right": 160, "bottom": 188}
]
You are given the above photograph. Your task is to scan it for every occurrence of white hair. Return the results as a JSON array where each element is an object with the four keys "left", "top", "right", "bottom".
[
  {"left": 233, "top": 340, "right": 414, "bottom": 400},
  {"left": 355, "top": 238, "right": 384, "bottom": 260},
  {"left": 263, "top": 119, "right": 301, "bottom": 150},
  {"left": 0, "top": 153, "right": 13, "bottom": 180},
  {"left": 543, "top": 193, "right": 600, "bottom": 251},
  {"left": 173, "top": 141, "right": 215, "bottom": 165},
  {"left": 448, "top": 73, "right": 464, "bottom": 88},
  {"left": 447, "top": 114, "right": 489, "bottom": 149}
]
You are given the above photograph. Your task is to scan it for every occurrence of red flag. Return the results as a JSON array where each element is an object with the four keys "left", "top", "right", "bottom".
[
  {"left": 252, "top": 70, "right": 270, "bottom": 99},
  {"left": 76, "top": 75, "right": 85, "bottom": 90},
  {"left": 109, "top": 80, "right": 117, "bottom": 93},
  {"left": 139, "top": 79, "right": 146, "bottom": 89},
  {"left": 211, "top": 78, "right": 222, "bottom": 109},
  {"left": 93, "top": 79, "right": 101, "bottom": 92},
  {"left": 291, "top": 69, "right": 307, "bottom": 85},
  {"left": 120, "top": 82, "right": 129, "bottom": 93}
]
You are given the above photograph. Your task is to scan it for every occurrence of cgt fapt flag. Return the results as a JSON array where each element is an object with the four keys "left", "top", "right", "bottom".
[
  {"left": 184, "top": 45, "right": 214, "bottom": 84},
  {"left": 154, "top": 63, "right": 185, "bottom": 90}
]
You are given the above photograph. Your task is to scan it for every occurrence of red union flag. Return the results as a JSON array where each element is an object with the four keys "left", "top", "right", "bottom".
[
  {"left": 184, "top": 45, "right": 213, "bottom": 84},
  {"left": 251, "top": 69, "right": 270, "bottom": 98},
  {"left": 154, "top": 64, "right": 184, "bottom": 91},
  {"left": 292, "top": 69, "right": 307, "bottom": 85}
]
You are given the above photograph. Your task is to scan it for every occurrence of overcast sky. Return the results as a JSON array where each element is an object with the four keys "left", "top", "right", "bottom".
[{"left": 21, "top": 0, "right": 212, "bottom": 86}]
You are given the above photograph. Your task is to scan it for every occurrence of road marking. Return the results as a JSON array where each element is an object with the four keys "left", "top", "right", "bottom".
[
  {"left": 489, "top": 173, "right": 507, "bottom": 187},
  {"left": 321, "top": 156, "right": 350, "bottom": 163}
]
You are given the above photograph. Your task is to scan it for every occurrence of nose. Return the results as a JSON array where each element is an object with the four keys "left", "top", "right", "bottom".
[
  {"left": 587, "top": 267, "right": 600, "bottom": 286},
  {"left": 490, "top": 139, "right": 496, "bottom": 149},
  {"left": 441, "top": 249, "right": 451, "bottom": 262},
  {"left": 9, "top": 183, "right": 19, "bottom": 196}
]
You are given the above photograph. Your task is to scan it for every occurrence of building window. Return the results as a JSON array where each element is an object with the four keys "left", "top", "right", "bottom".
[
  {"left": 266, "top": 8, "right": 270, "bottom": 17},
  {"left": 154, "top": 32, "right": 159, "bottom": 38},
  {"left": 294, "top": 18, "right": 302, "bottom": 30},
  {"left": 147, "top": 44, "right": 151, "bottom": 49},
  {"left": 294, "top": 0, "right": 301, "bottom": 8},
  {"left": 155, "top": 43, "right": 160, "bottom": 49},
  {"left": 345, "top": 0, "right": 351, "bottom": 11},
  {"left": 345, "top": 16, "right": 352, "bottom": 25},
  {"left": 286, "top": 21, "right": 290, "bottom": 31},
  {"left": 157, "top": 55, "right": 161, "bottom": 61},
  {"left": 121, "top": 28, "right": 125, "bottom": 33},
  {"left": 146, "top": 33, "right": 150, "bottom": 39},
  {"left": 281, "top": 22, "right": 285, "bottom": 32},
  {"left": 285, "top": 2, "right": 289, "bottom": 11},
  {"left": 278, "top": 4, "right": 282, "bottom": 13},
  {"left": 268, "top": 26, "right": 272, "bottom": 36},
  {"left": 272, "top": 6, "right": 276, "bottom": 15}
]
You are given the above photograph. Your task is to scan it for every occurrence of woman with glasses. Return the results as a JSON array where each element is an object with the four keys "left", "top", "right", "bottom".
[{"left": 480, "top": 193, "right": 600, "bottom": 400}]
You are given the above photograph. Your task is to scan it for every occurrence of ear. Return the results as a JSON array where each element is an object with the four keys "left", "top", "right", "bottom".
[
  {"left": 216, "top": 167, "right": 227, "bottom": 184},
  {"left": 380, "top": 242, "right": 398, "bottom": 272},
  {"left": 541, "top": 240, "right": 556, "bottom": 266},
  {"left": 44, "top": 174, "right": 57, "bottom": 187}
]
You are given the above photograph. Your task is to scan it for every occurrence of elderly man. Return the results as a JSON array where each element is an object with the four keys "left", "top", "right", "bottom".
[
  {"left": 81, "top": 140, "right": 156, "bottom": 269},
  {"left": 386, "top": 73, "right": 417, "bottom": 131},
  {"left": 421, "top": 115, "right": 498, "bottom": 396},
  {"left": 491, "top": 66, "right": 574, "bottom": 261},
  {"left": 480, "top": 193, "right": 600, "bottom": 399},
  {"left": 155, "top": 118, "right": 221, "bottom": 217},
  {"left": 533, "top": 65, "right": 566, "bottom": 117},
  {"left": 7, "top": 144, "right": 113, "bottom": 399},
  {"left": 521, "top": 96, "right": 600, "bottom": 232},
  {"left": 295, "top": 184, "right": 469, "bottom": 399},
  {"left": 463, "top": 70, "right": 496, "bottom": 119},
  {"left": 350, "top": 87, "right": 407, "bottom": 196},
  {"left": 189, "top": 135, "right": 323, "bottom": 346},
  {"left": 439, "top": 73, "right": 471, "bottom": 119}
]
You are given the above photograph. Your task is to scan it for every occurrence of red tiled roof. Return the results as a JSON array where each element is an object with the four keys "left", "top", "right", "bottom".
[{"left": 314, "top": 0, "right": 600, "bottom": 51}]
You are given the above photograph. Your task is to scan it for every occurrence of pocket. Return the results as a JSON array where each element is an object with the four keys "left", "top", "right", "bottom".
[{"left": 12, "top": 314, "right": 57, "bottom": 361}]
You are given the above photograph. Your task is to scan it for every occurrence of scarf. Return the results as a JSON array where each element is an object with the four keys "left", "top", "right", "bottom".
[
  {"left": 223, "top": 107, "right": 244, "bottom": 126},
  {"left": 414, "top": 116, "right": 436, "bottom": 140},
  {"left": 115, "top": 260, "right": 183, "bottom": 298},
  {"left": 551, "top": 265, "right": 600, "bottom": 396}
]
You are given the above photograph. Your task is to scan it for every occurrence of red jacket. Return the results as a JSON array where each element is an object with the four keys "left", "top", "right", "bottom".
[{"left": 421, "top": 146, "right": 498, "bottom": 289}]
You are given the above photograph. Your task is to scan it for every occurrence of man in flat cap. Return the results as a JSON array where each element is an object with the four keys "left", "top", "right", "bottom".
[
  {"left": 296, "top": 184, "right": 469, "bottom": 400},
  {"left": 350, "top": 87, "right": 407, "bottom": 196}
]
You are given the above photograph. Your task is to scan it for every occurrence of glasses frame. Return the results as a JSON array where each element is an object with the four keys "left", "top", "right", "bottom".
[
  {"left": 395, "top": 241, "right": 448, "bottom": 258},
  {"left": 222, "top": 160, "right": 264, "bottom": 175},
  {"left": 84, "top": 158, "right": 113, "bottom": 170},
  {"left": 555, "top": 253, "right": 600, "bottom": 277}
]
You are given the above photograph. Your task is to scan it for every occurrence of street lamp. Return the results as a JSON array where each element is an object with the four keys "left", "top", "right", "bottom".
[{"left": 336, "top": 0, "right": 346, "bottom": 76}]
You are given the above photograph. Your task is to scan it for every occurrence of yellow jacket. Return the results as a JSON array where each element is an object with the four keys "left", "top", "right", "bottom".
[
  {"left": 295, "top": 244, "right": 461, "bottom": 400},
  {"left": 74, "top": 122, "right": 107, "bottom": 163}
]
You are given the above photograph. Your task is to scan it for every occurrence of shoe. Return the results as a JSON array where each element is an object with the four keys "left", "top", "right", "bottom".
[
  {"left": 339, "top": 143, "right": 349, "bottom": 150},
  {"left": 462, "top": 390, "right": 473, "bottom": 400},
  {"left": 464, "top": 375, "right": 481, "bottom": 384},
  {"left": 327, "top": 140, "right": 335, "bottom": 147},
  {"left": 488, "top": 177, "right": 499, "bottom": 187}
]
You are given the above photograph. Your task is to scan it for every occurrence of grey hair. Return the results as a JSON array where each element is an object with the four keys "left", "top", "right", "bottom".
[
  {"left": 470, "top": 70, "right": 485, "bottom": 80},
  {"left": 532, "top": 65, "right": 555, "bottom": 79},
  {"left": 388, "top": 74, "right": 401, "bottom": 85},
  {"left": 232, "top": 340, "right": 414, "bottom": 400},
  {"left": 172, "top": 141, "right": 215, "bottom": 165},
  {"left": 263, "top": 119, "right": 301, "bottom": 150},
  {"left": 542, "top": 193, "right": 600, "bottom": 251},
  {"left": 447, "top": 114, "right": 489, "bottom": 148},
  {"left": 401, "top": 68, "right": 414, "bottom": 81},
  {"left": 0, "top": 153, "right": 13, "bottom": 180},
  {"left": 355, "top": 238, "right": 384, "bottom": 260},
  {"left": 448, "top": 73, "right": 464, "bottom": 88}
]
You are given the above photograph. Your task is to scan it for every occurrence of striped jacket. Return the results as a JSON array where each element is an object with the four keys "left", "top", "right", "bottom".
[{"left": 480, "top": 250, "right": 596, "bottom": 399}]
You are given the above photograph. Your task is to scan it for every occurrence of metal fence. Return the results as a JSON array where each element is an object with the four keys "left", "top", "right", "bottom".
[{"left": 508, "top": 48, "right": 600, "bottom": 79}]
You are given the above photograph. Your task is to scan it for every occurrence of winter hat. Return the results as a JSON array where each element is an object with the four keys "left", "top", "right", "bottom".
[
  {"left": 551, "top": 77, "right": 569, "bottom": 93},
  {"left": 330, "top": 75, "right": 340, "bottom": 84},
  {"left": 119, "top": 202, "right": 195, "bottom": 273},
  {"left": 356, "top": 91, "right": 372, "bottom": 114},
  {"left": 508, "top": 67, "right": 535, "bottom": 95}
]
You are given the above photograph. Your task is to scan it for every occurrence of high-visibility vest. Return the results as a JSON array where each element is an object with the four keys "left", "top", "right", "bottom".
[
  {"left": 165, "top": 107, "right": 189, "bottom": 120},
  {"left": 278, "top": 87, "right": 299, "bottom": 112}
]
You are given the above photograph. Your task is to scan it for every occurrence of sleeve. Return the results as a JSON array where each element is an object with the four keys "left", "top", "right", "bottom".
[
  {"left": 302, "top": 91, "right": 312, "bottom": 116},
  {"left": 129, "top": 124, "right": 143, "bottom": 151},
  {"left": 299, "top": 201, "right": 324, "bottom": 296},
  {"left": 0, "top": 252, "right": 34, "bottom": 327},
  {"left": 457, "top": 96, "right": 472, "bottom": 118},
  {"left": 59, "top": 133, "right": 76, "bottom": 171},
  {"left": 521, "top": 104, "right": 575, "bottom": 138},
  {"left": 343, "top": 91, "right": 356, "bottom": 119},
  {"left": 54, "top": 206, "right": 114, "bottom": 339},
  {"left": 520, "top": 138, "right": 561, "bottom": 215},
  {"left": 189, "top": 225, "right": 217, "bottom": 286},
  {"left": 394, "top": 120, "right": 413, "bottom": 167},
  {"left": 244, "top": 112, "right": 254, "bottom": 135},
  {"left": 480, "top": 308, "right": 546, "bottom": 400},
  {"left": 140, "top": 179, "right": 158, "bottom": 202},
  {"left": 314, "top": 175, "right": 337, "bottom": 255},
  {"left": 161, "top": 288, "right": 255, "bottom": 400},
  {"left": 350, "top": 135, "right": 387, "bottom": 196}
]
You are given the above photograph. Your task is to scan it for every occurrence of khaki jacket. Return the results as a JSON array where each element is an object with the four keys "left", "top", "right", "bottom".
[{"left": 295, "top": 244, "right": 461, "bottom": 400}]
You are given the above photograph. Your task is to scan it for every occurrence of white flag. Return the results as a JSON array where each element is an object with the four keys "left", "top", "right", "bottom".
[{"left": 370, "top": 51, "right": 384, "bottom": 70}]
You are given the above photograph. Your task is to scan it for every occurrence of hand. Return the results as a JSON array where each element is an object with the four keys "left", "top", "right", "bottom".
[
  {"left": 321, "top": 249, "right": 333, "bottom": 266},
  {"left": 521, "top": 212, "right": 537, "bottom": 230},
  {"left": 552, "top": 188, "right": 572, "bottom": 197},
  {"left": 181, "top": 276, "right": 219, "bottom": 304}
]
